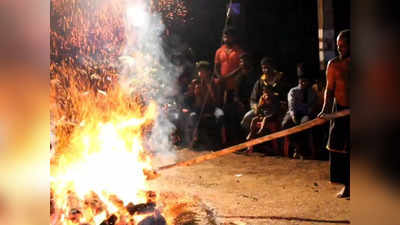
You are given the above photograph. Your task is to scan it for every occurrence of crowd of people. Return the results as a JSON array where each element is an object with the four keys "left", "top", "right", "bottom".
[
  {"left": 50, "top": 0, "right": 350, "bottom": 198},
  {"left": 170, "top": 27, "right": 351, "bottom": 198},
  {"left": 172, "top": 27, "right": 323, "bottom": 156}
]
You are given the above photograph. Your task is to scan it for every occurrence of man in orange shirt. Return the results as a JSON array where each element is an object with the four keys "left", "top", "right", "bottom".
[{"left": 214, "top": 27, "right": 244, "bottom": 106}]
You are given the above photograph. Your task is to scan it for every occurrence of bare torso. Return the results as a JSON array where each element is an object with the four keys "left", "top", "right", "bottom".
[{"left": 327, "top": 57, "right": 350, "bottom": 107}]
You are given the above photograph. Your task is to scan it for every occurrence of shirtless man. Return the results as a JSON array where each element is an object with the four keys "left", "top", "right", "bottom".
[{"left": 318, "top": 29, "right": 350, "bottom": 198}]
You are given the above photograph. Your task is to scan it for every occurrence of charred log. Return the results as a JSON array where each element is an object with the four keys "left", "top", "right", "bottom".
[
  {"left": 143, "top": 169, "right": 160, "bottom": 180},
  {"left": 126, "top": 202, "right": 156, "bottom": 215},
  {"left": 68, "top": 208, "right": 82, "bottom": 223},
  {"left": 146, "top": 191, "right": 157, "bottom": 203},
  {"left": 137, "top": 214, "right": 166, "bottom": 225},
  {"left": 100, "top": 214, "right": 117, "bottom": 225}
]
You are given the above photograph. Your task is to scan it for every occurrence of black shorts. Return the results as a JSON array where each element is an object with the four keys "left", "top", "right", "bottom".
[{"left": 327, "top": 104, "right": 350, "bottom": 153}]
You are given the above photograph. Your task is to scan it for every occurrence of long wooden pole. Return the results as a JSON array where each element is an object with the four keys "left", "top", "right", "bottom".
[{"left": 156, "top": 110, "right": 350, "bottom": 172}]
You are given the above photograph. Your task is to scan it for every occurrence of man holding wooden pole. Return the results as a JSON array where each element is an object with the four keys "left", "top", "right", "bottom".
[{"left": 318, "top": 29, "right": 351, "bottom": 198}]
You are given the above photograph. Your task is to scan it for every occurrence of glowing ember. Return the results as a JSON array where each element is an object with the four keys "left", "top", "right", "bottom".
[{"left": 153, "top": 0, "right": 190, "bottom": 24}]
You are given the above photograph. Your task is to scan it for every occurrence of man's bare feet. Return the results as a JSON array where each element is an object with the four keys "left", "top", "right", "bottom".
[
  {"left": 336, "top": 186, "right": 350, "bottom": 199},
  {"left": 293, "top": 151, "right": 303, "bottom": 160}
]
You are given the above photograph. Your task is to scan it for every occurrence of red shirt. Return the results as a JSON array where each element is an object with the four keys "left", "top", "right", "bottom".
[{"left": 215, "top": 44, "right": 244, "bottom": 90}]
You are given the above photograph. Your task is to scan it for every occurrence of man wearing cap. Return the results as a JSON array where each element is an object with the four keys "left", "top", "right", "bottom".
[
  {"left": 240, "top": 57, "right": 282, "bottom": 154},
  {"left": 259, "top": 57, "right": 286, "bottom": 100},
  {"left": 241, "top": 57, "right": 282, "bottom": 131}
]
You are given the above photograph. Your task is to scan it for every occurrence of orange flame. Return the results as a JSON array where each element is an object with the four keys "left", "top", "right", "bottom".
[{"left": 51, "top": 73, "right": 159, "bottom": 223}]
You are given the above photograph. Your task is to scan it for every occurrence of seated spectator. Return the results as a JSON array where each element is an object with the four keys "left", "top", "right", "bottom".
[
  {"left": 259, "top": 57, "right": 287, "bottom": 101},
  {"left": 241, "top": 57, "right": 282, "bottom": 132},
  {"left": 223, "top": 53, "right": 258, "bottom": 145},
  {"left": 182, "top": 61, "right": 226, "bottom": 149},
  {"left": 179, "top": 79, "right": 198, "bottom": 146},
  {"left": 246, "top": 86, "right": 281, "bottom": 154},
  {"left": 236, "top": 53, "right": 259, "bottom": 113},
  {"left": 241, "top": 57, "right": 283, "bottom": 154},
  {"left": 282, "top": 74, "right": 318, "bottom": 159}
]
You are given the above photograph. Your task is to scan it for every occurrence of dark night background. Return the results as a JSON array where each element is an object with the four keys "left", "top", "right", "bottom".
[{"left": 167, "top": 0, "right": 350, "bottom": 87}]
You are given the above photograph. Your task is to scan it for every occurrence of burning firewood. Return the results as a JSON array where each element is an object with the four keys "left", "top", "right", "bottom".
[
  {"left": 100, "top": 214, "right": 117, "bottom": 225},
  {"left": 108, "top": 194, "right": 124, "bottom": 209},
  {"left": 146, "top": 191, "right": 157, "bottom": 203},
  {"left": 126, "top": 202, "right": 156, "bottom": 215},
  {"left": 68, "top": 208, "right": 82, "bottom": 223},
  {"left": 83, "top": 191, "right": 105, "bottom": 214},
  {"left": 143, "top": 168, "right": 160, "bottom": 180},
  {"left": 137, "top": 211, "right": 166, "bottom": 225},
  {"left": 50, "top": 190, "right": 55, "bottom": 215}
]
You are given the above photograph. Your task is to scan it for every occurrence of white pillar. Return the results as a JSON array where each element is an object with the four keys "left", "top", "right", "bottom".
[{"left": 318, "top": 0, "right": 336, "bottom": 71}]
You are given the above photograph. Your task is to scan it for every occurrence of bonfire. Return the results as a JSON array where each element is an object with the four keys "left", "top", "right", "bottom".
[{"left": 50, "top": 0, "right": 211, "bottom": 224}]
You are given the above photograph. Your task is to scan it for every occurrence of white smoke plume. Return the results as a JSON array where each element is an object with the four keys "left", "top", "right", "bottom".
[{"left": 118, "top": 0, "right": 182, "bottom": 162}]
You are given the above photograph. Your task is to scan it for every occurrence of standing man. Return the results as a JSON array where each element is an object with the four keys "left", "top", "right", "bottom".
[
  {"left": 214, "top": 27, "right": 244, "bottom": 106},
  {"left": 318, "top": 30, "right": 351, "bottom": 198}
]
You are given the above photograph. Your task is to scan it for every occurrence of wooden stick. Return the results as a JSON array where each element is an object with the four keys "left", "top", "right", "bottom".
[{"left": 157, "top": 110, "right": 350, "bottom": 172}]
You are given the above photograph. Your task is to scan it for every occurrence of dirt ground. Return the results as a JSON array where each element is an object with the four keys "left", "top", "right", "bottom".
[{"left": 149, "top": 148, "right": 350, "bottom": 225}]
